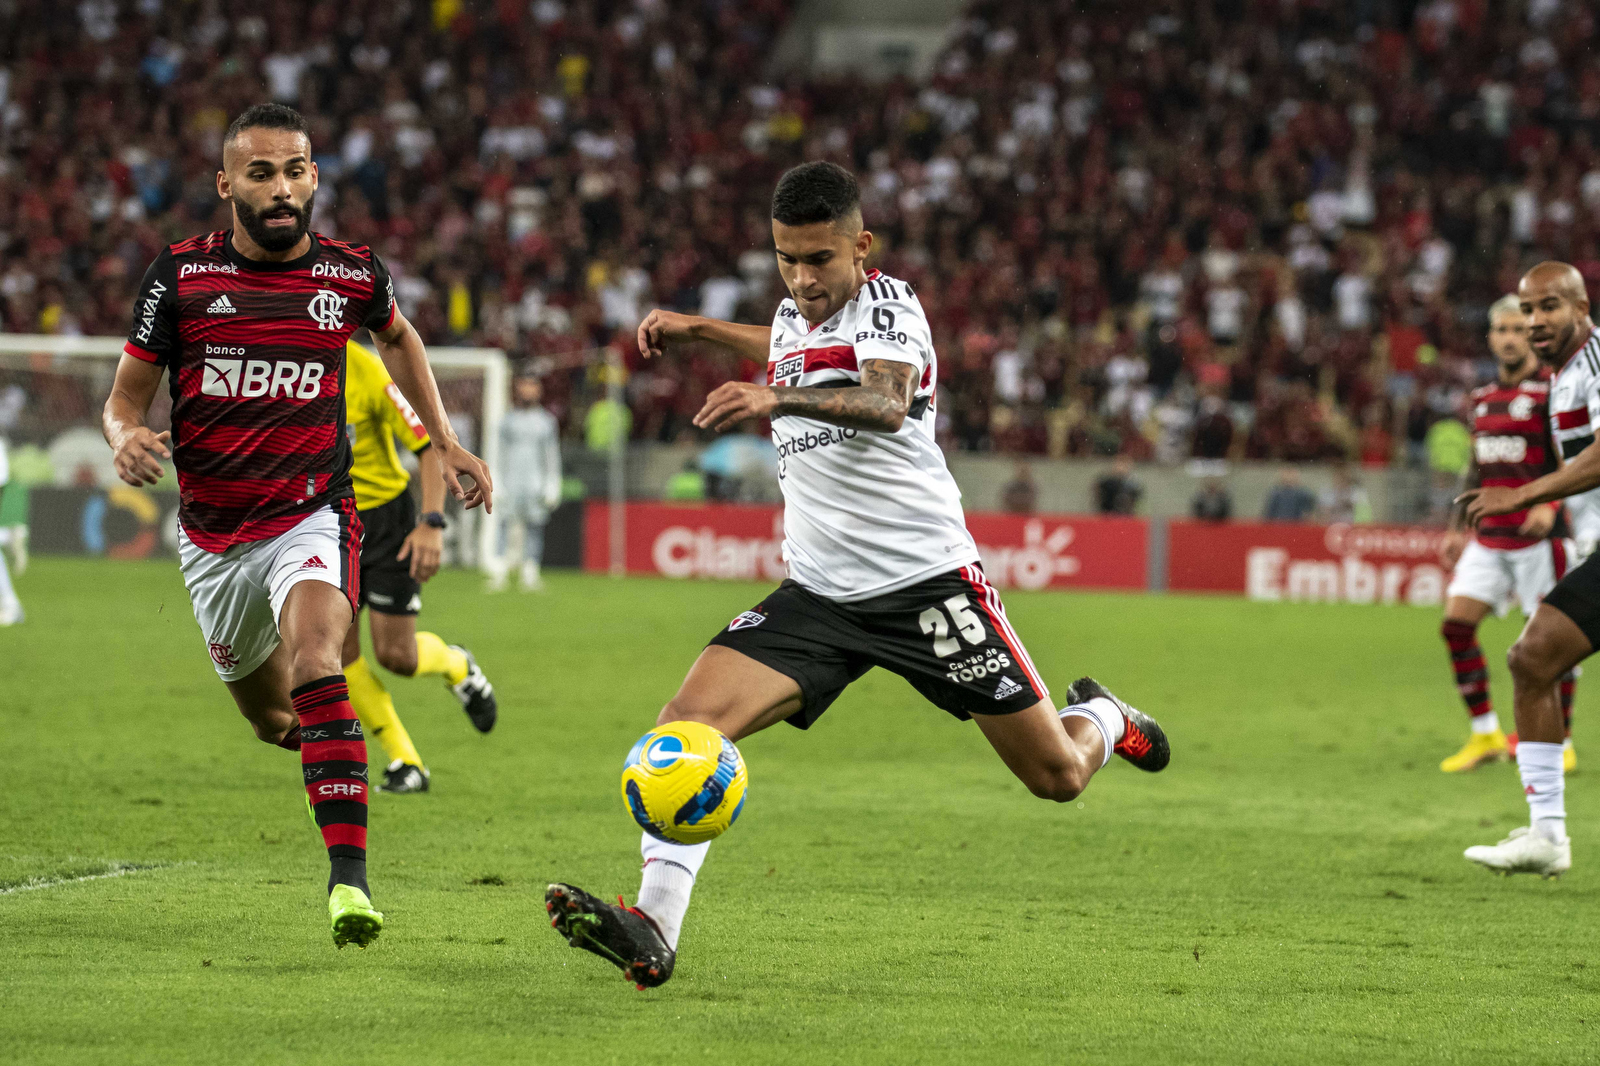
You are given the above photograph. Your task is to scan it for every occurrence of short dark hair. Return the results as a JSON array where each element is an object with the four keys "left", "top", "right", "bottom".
[
  {"left": 771, "top": 161, "right": 860, "bottom": 227},
  {"left": 224, "top": 103, "right": 311, "bottom": 148}
]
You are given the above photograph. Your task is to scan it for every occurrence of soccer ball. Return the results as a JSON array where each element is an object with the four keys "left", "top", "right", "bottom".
[{"left": 621, "top": 721, "right": 749, "bottom": 844}]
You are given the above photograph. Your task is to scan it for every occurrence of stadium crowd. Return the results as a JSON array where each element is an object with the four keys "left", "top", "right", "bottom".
[{"left": 3, "top": 0, "right": 1600, "bottom": 467}]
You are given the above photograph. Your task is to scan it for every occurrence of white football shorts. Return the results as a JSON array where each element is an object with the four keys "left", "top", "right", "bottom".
[
  {"left": 1446, "top": 537, "right": 1576, "bottom": 618},
  {"left": 178, "top": 503, "right": 360, "bottom": 681}
]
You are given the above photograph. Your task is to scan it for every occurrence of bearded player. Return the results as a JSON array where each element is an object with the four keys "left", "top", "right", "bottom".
[
  {"left": 102, "top": 104, "right": 492, "bottom": 944},
  {"left": 544, "top": 162, "right": 1170, "bottom": 989},
  {"left": 1461, "top": 261, "right": 1600, "bottom": 878},
  {"left": 1437, "top": 295, "right": 1576, "bottom": 773}
]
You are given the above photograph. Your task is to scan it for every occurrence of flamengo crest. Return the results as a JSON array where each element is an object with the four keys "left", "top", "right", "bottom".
[{"left": 307, "top": 288, "right": 348, "bottom": 330}]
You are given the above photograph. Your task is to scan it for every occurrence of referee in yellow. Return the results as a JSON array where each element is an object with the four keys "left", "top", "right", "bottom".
[{"left": 340, "top": 340, "right": 498, "bottom": 793}]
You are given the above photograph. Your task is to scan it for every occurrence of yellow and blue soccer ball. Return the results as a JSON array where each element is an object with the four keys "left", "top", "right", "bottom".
[{"left": 621, "top": 721, "right": 748, "bottom": 844}]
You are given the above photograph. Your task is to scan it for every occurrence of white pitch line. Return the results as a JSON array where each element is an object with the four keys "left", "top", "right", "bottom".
[{"left": 0, "top": 861, "right": 186, "bottom": 895}]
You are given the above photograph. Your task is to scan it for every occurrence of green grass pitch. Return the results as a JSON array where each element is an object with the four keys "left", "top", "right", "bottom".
[{"left": 3, "top": 557, "right": 1597, "bottom": 1065}]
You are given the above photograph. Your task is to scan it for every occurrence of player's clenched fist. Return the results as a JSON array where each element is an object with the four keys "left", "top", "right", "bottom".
[
  {"left": 637, "top": 309, "right": 701, "bottom": 359},
  {"left": 110, "top": 426, "right": 172, "bottom": 486}
]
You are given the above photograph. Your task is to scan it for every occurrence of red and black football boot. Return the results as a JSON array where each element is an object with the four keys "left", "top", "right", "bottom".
[
  {"left": 546, "top": 883, "right": 676, "bottom": 989},
  {"left": 1065, "top": 676, "right": 1170, "bottom": 772}
]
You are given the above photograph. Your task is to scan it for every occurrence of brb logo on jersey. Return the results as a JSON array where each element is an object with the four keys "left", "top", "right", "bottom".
[
  {"left": 307, "top": 288, "right": 348, "bottom": 330},
  {"left": 1475, "top": 435, "right": 1528, "bottom": 464},
  {"left": 200, "top": 345, "right": 326, "bottom": 399}
]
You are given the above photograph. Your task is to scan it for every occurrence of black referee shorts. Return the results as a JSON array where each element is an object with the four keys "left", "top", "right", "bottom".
[{"left": 357, "top": 491, "right": 421, "bottom": 616}]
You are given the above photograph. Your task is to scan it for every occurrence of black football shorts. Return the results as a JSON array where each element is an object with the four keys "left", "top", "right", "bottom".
[
  {"left": 357, "top": 491, "right": 422, "bottom": 616},
  {"left": 707, "top": 564, "right": 1050, "bottom": 729},
  {"left": 1543, "top": 546, "right": 1600, "bottom": 649}
]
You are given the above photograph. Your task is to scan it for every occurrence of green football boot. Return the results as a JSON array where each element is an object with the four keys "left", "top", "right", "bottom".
[{"left": 329, "top": 884, "right": 383, "bottom": 949}]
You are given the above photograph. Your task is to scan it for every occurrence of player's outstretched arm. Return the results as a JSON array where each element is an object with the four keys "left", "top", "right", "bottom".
[
  {"left": 694, "top": 359, "right": 916, "bottom": 434},
  {"left": 102, "top": 354, "right": 172, "bottom": 486},
  {"left": 1461, "top": 438, "right": 1600, "bottom": 524},
  {"left": 638, "top": 309, "right": 771, "bottom": 364},
  {"left": 372, "top": 310, "right": 493, "bottom": 512}
]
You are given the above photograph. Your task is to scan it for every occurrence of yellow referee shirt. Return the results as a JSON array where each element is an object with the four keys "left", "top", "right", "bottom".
[{"left": 344, "top": 341, "right": 430, "bottom": 511}]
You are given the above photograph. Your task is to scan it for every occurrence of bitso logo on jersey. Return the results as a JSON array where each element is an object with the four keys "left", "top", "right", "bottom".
[
  {"left": 621, "top": 721, "right": 748, "bottom": 844},
  {"left": 307, "top": 288, "right": 348, "bottom": 330}
]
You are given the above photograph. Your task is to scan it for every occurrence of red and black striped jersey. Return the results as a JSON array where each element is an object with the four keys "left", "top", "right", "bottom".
[
  {"left": 1469, "top": 370, "right": 1559, "bottom": 550},
  {"left": 123, "top": 230, "right": 396, "bottom": 552}
]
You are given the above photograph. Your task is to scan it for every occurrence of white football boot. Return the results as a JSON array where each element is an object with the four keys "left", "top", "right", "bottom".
[{"left": 1463, "top": 825, "right": 1571, "bottom": 879}]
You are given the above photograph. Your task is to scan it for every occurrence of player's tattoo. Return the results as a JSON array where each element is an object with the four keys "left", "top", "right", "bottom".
[{"left": 771, "top": 359, "right": 917, "bottom": 432}]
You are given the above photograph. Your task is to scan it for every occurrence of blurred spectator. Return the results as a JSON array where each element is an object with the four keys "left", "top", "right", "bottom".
[
  {"left": 1426, "top": 417, "right": 1473, "bottom": 477},
  {"left": 1263, "top": 469, "right": 1317, "bottom": 523},
  {"left": 1191, "top": 478, "right": 1232, "bottom": 524},
  {"left": 0, "top": 0, "right": 1591, "bottom": 468},
  {"left": 1000, "top": 463, "right": 1037, "bottom": 514},
  {"left": 664, "top": 460, "right": 707, "bottom": 503},
  {"left": 1095, "top": 456, "right": 1142, "bottom": 516},
  {"left": 1318, "top": 466, "right": 1374, "bottom": 524}
]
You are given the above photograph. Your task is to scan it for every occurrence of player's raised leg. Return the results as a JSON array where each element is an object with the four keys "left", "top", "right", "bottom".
[
  {"left": 548, "top": 646, "right": 802, "bottom": 989},
  {"left": 1438, "top": 594, "right": 1508, "bottom": 771},
  {"left": 1465, "top": 602, "right": 1587, "bottom": 877}
]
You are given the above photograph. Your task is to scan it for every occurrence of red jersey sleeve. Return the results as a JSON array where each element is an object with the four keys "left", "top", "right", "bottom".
[{"left": 124, "top": 248, "right": 179, "bottom": 365}]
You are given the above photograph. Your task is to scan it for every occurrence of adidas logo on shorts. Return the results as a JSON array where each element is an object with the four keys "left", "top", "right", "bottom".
[
  {"left": 300, "top": 556, "right": 328, "bottom": 569},
  {"left": 206, "top": 294, "right": 238, "bottom": 314},
  {"left": 993, "top": 676, "right": 1025, "bottom": 699}
]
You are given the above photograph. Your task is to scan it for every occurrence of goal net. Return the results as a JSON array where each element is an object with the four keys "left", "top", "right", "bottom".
[{"left": 0, "top": 333, "right": 509, "bottom": 569}]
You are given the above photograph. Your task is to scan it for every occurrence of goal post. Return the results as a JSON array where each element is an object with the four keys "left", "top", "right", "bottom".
[{"left": 0, "top": 333, "right": 510, "bottom": 571}]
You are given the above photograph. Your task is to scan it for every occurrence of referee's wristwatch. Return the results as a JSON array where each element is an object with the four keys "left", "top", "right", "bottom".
[{"left": 420, "top": 511, "right": 447, "bottom": 529}]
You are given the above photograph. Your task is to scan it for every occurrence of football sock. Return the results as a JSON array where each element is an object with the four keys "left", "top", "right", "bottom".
[
  {"left": 344, "top": 655, "right": 423, "bottom": 768},
  {"left": 414, "top": 631, "right": 469, "bottom": 686},
  {"left": 276, "top": 724, "right": 302, "bottom": 751},
  {"left": 1559, "top": 673, "right": 1575, "bottom": 734},
  {"left": 0, "top": 546, "right": 16, "bottom": 609},
  {"left": 1517, "top": 741, "right": 1566, "bottom": 841},
  {"left": 291, "top": 675, "right": 370, "bottom": 895},
  {"left": 1059, "top": 697, "right": 1125, "bottom": 767},
  {"left": 637, "top": 834, "right": 710, "bottom": 950},
  {"left": 1441, "top": 620, "right": 1495, "bottom": 731}
]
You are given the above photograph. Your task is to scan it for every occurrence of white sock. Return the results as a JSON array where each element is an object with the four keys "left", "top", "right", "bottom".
[
  {"left": 636, "top": 834, "right": 710, "bottom": 950},
  {"left": 1059, "top": 697, "right": 1125, "bottom": 768},
  {"left": 1517, "top": 741, "right": 1566, "bottom": 840},
  {"left": 0, "top": 549, "right": 16, "bottom": 608},
  {"left": 1470, "top": 711, "right": 1500, "bottom": 735}
]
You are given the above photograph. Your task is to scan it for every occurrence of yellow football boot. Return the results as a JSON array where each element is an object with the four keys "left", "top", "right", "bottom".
[
  {"left": 1441, "top": 730, "right": 1510, "bottom": 772},
  {"left": 1564, "top": 739, "right": 1577, "bottom": 773}
]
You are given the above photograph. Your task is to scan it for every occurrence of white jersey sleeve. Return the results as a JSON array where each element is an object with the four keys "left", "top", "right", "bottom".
[{"left": 851, "top": 276, "right": 932, "bottom": 373}]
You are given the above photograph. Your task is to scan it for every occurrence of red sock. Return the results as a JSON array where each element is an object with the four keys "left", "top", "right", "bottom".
[
  {"left": 1560, "top": 673, "right": 1576, "bottom": 736},
  {"left": 1442, "top": 620, "right": 1492, "bottom": 722},
  {"left": 291, "top": 675, "right": 369, "bottom": 893}
]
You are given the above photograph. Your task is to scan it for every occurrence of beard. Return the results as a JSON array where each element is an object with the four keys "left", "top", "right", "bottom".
[{"left": 234, "top": 192, "right": 315, "bottom": 252}]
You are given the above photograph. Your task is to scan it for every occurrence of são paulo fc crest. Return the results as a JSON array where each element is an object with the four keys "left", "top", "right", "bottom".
[
  {"left": 728, "top": 610, "right": 766, "bottom": 632},
  {"left": 307, "top": 288, "right": 348, "bottom": 330}
]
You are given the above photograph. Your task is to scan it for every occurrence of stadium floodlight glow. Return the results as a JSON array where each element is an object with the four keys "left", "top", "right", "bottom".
[{"left": 0, "top": 333, "right": 509, "bottom": 571}]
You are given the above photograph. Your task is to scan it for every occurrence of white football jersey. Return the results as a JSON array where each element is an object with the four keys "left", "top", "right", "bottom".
[
  {"left": 765, "top": 270, "right": 979, "bottom": 601},
  {"left": 1548, "top": 325, "right": 1600, "bottom": 548}
]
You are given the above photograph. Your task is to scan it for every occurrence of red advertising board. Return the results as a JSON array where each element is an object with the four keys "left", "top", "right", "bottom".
[
  {"left": 583, "top": 502, "right": 1147, "bottom": 590},
  {"left": 1167, "top": 520, "right": 1450, "bottom": 604}
]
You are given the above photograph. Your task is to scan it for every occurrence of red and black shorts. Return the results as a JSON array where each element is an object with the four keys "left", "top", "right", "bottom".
[{"left": 707, "top": 565, "right": 1050, "bottom": 729}]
